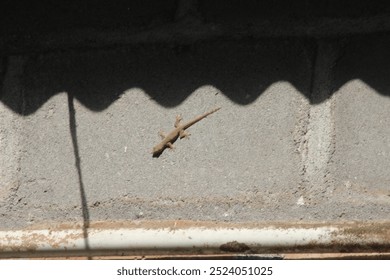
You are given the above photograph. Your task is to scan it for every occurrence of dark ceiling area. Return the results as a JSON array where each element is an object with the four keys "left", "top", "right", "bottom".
[{"left": 1, "top": 0, "right": 390, "bottom": 36}]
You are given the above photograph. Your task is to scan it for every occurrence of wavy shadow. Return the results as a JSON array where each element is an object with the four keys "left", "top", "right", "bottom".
[
  {"left": 333, "top": 33, "right": 390, "bottom": 94},
  {"left": 1, "top": 34, "right": 390, "bottom": 115}
]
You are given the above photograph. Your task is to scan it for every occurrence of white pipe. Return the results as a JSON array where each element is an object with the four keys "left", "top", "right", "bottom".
[{"left": 0, "top": 222, "right": 388, "bottom": 256}]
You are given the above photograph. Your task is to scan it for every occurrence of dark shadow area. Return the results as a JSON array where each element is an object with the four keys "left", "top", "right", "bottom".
[
  {"left": 1, "top": 33, "right": 390, "bottom": 114},
  {"left": 200, "top": 0, "right": 390, "bottom": 22},
  {"left": 0, "top": 57, "right": 6, "bottom": 89},
  {"left": 0, "top": 0, "right": 177, "bottom": 36},
  {"left": 1, "top": 0, "right": 390, "bottom": 36},
  {"left": 0, "top": 1, "right": 390, "bottom": 113},
  {"left": 67, "top": 92, "right": 90, "bottom": 254},
  {"left": 333, "top": 33, "right": 390, "bottom": 94},
  {"left": 2, "top": 38, "right": 313, "bottom": 115}
]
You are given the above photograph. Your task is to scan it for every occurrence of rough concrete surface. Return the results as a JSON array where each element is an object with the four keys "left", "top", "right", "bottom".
[
  {"left": 0, "top": 1, "right": 390, "bottom": 231},
  {"left": 329, "top": 34, "right": 390, "bottom": 219},
  {"left": 0, "top": 41, "right": 312, "bottom": 229},
  {"left": 0, "top": 36, "right": 389, "bottom": 230}
]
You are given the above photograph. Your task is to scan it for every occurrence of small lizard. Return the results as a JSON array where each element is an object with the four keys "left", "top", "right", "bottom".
[{"left": 152, "top": 107, "right": 221, "bottom": 157}]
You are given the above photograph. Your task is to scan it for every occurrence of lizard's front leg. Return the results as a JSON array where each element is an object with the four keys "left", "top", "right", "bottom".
[
  {"left": 174, "top": 115, "right": 182, "bottom": 128},
  {"left": 159, "top": 131, "right": 166, "bottom": 139},
  {"left": 159, "top": 131, "right": 174, "bottom": 149}
]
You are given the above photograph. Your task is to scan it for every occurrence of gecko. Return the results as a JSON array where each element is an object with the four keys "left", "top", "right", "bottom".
[{"left": 152, "top": 107, "right": 221, "bottom": 157}]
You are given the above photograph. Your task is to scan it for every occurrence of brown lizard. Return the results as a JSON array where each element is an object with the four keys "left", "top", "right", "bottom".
[{"left": 152, "top": 107, "right": 221, "bottom": 157}]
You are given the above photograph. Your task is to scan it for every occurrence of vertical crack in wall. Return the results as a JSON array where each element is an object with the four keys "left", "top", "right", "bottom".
[
  {"left": 67, "top": 92, "right": 90, "bottom": 253},
  {"left": 294, "top": 40, "right": 315, "bottom": 196},
  {"left": 303, "top": 40, "right": 339, "bottom": 200}
]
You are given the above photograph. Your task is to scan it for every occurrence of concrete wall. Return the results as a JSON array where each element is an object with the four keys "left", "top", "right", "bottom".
[{"left": 0, "top": 1, "right": 389, "bottom": 230}]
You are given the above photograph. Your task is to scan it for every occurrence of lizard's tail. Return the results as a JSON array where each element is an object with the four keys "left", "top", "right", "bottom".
[
  {"left": 201, "top": 107, "right": 221, "bottom": 119},
  {"left": 182, "top": 107, "right": 221, "bottom": 130},
  {"left": 208, "top": 107, "right": 221, "bottom": 114}
]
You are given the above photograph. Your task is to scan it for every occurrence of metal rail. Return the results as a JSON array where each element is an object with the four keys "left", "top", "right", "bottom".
[{"left": 1, "top": 221, "right": 389, "bottom": 258}]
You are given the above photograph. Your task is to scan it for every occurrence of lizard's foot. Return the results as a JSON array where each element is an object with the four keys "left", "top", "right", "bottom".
[
  {"left": 166, "top": 142, "right": 174, "bottom": 149},
  {"left": 174, "top": 115, "right": 182, "bottom": 128},
  {"left": 179, "top": 130, "right": 191, "bottom": 139}
]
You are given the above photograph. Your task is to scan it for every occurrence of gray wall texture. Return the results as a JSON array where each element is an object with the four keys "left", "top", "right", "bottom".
[{"left": 0, "top": 0, "right": 389, "bottom": 230}]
